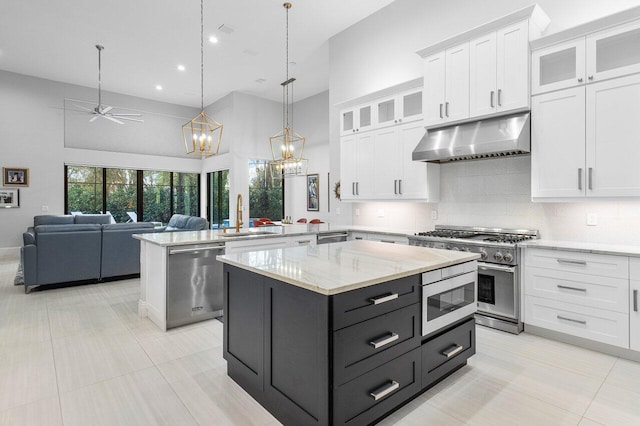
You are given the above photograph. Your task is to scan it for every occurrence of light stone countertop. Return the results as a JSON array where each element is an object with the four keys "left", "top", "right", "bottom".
[
  {"left": 520, "top": 239, "right": 640, "bottom": 257},
  {"left": 217, "top": 239, "right": 479, "bottom": 295},
  {"left": 133, "top": 224, "right": 416, "bottom": 247}
]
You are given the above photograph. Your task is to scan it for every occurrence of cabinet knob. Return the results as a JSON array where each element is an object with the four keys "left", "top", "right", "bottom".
[
  {"left": 399, "top": 118, "right": 402, "bottom": 123},
  {"left": 394, "top": 120, "right": 398, "bottom": 123},
  {"left": 356, "top": 129, "right": 359, "bottom": 132},
  {"left": 352, "top": 129, "right": 356, "bottom": 133},
  {"left": 588, "top": 76, "right": 594, "bottom": 80},
  {"left": 578, "top": 78, "right": 583, "bottom": 82}
]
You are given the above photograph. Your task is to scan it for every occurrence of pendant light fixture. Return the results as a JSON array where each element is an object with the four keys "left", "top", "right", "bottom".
[
  {"left": 269, "top": 2, "right": 308, "bottom": 179},
  {"left": 182, "top": 0, "right": 223, "bottom": 158}
]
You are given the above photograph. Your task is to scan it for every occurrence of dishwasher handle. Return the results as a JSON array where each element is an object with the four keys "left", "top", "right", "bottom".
[{"left": 169, "top": 245, "right": 225, "bottom": 255}]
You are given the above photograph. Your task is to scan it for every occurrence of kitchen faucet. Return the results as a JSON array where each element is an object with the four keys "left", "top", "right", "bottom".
[{"left": 235, "top": 193, "right": 243, "bottom": 232}]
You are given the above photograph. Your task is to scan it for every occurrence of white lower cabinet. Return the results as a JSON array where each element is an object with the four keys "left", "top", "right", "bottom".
[
  {"left": 525, "top": 295, "right": 629, "bottom": 348},
  {"left": 347, "top": 232, "right": 408, "bottom": 245},
  {"left": 524, "top": 247, "right": 631, "bottom": 349},
  {"left": 630, "top": 258, "right": 640, "bottom": 351}
]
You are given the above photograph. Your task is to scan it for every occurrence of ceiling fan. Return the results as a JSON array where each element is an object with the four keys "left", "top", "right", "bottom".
[{"left": 74, "top": 45, "right": 143, "bottom": 124}]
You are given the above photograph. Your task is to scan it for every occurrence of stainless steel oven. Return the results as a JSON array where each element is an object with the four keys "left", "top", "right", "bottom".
[
  {"left": 422, "top": 262, "right": 477, "bottom": 336},
  {"left": 477, "top": 262, "right": 518, "bottom": 321}
]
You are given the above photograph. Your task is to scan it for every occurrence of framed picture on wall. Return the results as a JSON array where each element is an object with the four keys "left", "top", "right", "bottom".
[
  {"left": 3, "top": 167, "right": 29, "bottom": 187},
  {"left": 307, "top": 174, "right": 319, "bottom": 211},
  {"left": 0, "top": 188, "right": 19, "bottom": 208}
]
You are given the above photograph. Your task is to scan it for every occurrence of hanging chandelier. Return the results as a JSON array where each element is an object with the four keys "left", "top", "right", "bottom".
[
  {"left": 182, "top": 0, "right": 223, "bottom": 158},
  {"left": 269, "top": 2, "right": 308, "bottom": 179}
]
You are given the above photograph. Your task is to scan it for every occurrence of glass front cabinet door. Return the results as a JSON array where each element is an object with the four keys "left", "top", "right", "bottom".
[{"left": 532, "top": 39, "right": 585, "bottom": 95}]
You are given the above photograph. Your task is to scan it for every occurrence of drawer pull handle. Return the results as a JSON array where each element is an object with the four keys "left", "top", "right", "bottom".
[
  {"left": 557, "top": 285, "right": 587, "bottom": 292},
  {"left": 370, "top": 293, "right": 399, "bottom": 305},
  {"left": 380, "top": 240, "right": 396, "bottom": 244},
  {"left": 370, "top": 380, "right": 400, "bottom": 401},
  {"left": 556, "top": 258, "right": 587, "bottom": 266},
  {"left": 442, "top": 344, "right": 464, "bottom": 358},
  {"left": 370, "top": 332, "right": 399, "bottom": 349},
  {"left": 297, "top": 240, "right": 311, "bottom": 244},
  {"left": 634, "top": 289, "right": 638, "bottom": 312},
  {"left": 557, "top": 315, "right": 587, "bottom": 325}
]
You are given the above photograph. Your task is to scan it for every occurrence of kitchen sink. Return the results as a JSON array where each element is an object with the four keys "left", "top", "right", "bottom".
[{"left": 221, "top": 231, "right": 278, "bottom": 238}]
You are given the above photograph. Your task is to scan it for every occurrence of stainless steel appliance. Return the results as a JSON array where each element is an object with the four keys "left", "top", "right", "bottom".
[
  {"left": 409, "top": 225, "right": 539, "bottom": 334},
  {"left": 422, "top": 261, "right": 478, "bottom": 336},
  {"left": 167, "top": 243, "right": 225, "bottom": 329},
  {"left": 317, "top": 231, "right": 349, "bottom": 244},
  {"left": 412, "top": 112, "right": 530, "bottom": 163}
]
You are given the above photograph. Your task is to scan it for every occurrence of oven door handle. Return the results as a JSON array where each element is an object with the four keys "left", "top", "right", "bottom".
[{"left": 477, "top": 262, "right": 516, "bottom": 273}]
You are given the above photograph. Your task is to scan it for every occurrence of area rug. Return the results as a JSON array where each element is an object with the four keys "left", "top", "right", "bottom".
[
  {"left": 14, "top": 251, "right": 24, "bottom": 285},
  {"left": 14, "top": 260, "right": 24, "bottom": 285}
]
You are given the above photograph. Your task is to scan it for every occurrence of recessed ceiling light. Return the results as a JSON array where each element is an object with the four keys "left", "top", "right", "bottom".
[
  {"left": 155, "top": 85, "right": 163, "bottom": 91},
  {"left": 177, "top": 64, "right": 186, "bottom": 71},
  {"left": 208, "top": 35, "right": 219, "bottom": 44}
]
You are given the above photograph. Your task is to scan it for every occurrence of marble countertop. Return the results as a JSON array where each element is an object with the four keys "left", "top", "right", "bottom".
[
  {"left": 133, "top": 224, "right": 415, "bottom": 247},
  {"left": 521, "top": 239, "right": 640, "bottom": 257},
  {"left": 217, "top": 240, "right": 479, "bottom": 295}
]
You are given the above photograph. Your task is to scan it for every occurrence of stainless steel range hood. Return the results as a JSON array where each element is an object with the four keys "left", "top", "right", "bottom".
[{"left": 412, "top": 112, "right": 530, "bottom": 163}]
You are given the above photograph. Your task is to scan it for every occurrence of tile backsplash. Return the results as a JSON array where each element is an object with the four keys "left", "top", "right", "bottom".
[{"left": 352, "top": 155, "right": 640, "bottom": 245}]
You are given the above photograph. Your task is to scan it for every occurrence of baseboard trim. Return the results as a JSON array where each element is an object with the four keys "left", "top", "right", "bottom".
[
  {"left": 525, "top": 323, "right": 640, "bottom": 362},
  {"left": 0, "top": 247, "right": 20, "bottom": 261}
]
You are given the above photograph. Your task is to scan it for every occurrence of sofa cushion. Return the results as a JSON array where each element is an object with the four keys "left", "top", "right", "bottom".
[
  {"left": 166, "top": 214, "right": 208, "bottom": 231},
  {"left": 35, "top": 224, "right": 102, "bottom": 234},
  {"left": 75, "top": 214, "right": 112, "bottom": 225},
  {"left": 34, "top": 215, "right": 74, "bottom": 226}
]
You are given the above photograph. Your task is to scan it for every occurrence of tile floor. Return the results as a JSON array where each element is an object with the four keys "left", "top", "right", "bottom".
[{"left": 1, "top": 255, "right": 639, "bottom": 425}]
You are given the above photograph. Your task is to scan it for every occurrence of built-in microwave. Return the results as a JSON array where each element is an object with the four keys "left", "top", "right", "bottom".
[{"left": 422, "top": 262, "right": 477, "bottom": 336}]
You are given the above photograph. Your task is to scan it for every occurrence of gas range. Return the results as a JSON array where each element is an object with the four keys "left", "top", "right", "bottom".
[
  {"left": 409, "top": 225, "right": 539, "bottom": 334},
  {"left": 408, "top": 225, "right": 539, "bottom": 266}
]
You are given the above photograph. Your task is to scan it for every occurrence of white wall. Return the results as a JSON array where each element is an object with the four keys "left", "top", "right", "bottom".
[
  {"left": 333, "top": 0, "right": 640, "bottom": 242},
  {"left": 0, "top": 70, "right": 202, "bottom": 248},
  {"left": 283, "top": 91, "right": 332, "bottom": 223},
  {"left": 200, "top": 91, "right": 282, "bottom": 226}
]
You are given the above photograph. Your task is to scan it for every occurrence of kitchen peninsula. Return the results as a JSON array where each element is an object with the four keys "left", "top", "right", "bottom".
[{"left": 218, "top": 240, "right": 479, "bottom": 425}]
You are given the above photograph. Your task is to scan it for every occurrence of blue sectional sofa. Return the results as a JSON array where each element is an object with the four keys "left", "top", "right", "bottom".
[
  {"left": 22, "top": 215, "right": 155, "bottom": 293},
  {"left": 163, "top": 214, "right": 209, "bottom": 231}
]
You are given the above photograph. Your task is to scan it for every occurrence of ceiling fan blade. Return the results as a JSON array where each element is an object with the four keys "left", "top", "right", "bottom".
[
  {"left": 89, "top": 116, "right": 99, "bottom": 123},
  {"left": 110, "top": 113, "right": 142, "bottom": 117},
  {"left": 101, "top": 106, "right": 113, "bottom": 114},
  {"left": 102, "top": 115, "right": 124, "bottom": 124},
  {"left": 72, "top": 103, "right": 95, "bottom": 112},
  {"left": 114, "top": 116, "right": 144, "bottom": 123}
]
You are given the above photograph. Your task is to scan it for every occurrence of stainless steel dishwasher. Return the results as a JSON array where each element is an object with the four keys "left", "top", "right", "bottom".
[{"left": 167, "top": 243, "right": 225, "bottom": 329}]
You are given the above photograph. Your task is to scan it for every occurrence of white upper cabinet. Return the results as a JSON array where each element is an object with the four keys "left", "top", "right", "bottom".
[
  {"left": 532, "top": 39, "right": 585, "bottom": 95},
  {"left": 424, "top": 43, "right": 470, "bottom": 127},
  {"left": 587, "top": 20, "right": 640, "bottom": 83},
  {"left": 531, "top": 87, "right": 586, "bottom": 198},
  {"left": 531, "top": 7, "right": 640, "bottom": 200},
  {"left": 586, "top": 74, "right": 640, "bottom": 197},
  {"left": 532, "top": 15, "right": 640, "bottom": 95},
  {"left": 469, "top": 33, "right": 498, "bottom": 117},
  {"left": 496, "top": 21, "right": 530, "bottom": 112},
  {"left": 340, "top": 104, "right": 373, "bottom": 136},
  {"left": 470, "top": 21, "right": 530, "bottom": 118},
  {"left": 423, "top": 51, "right": 447, "bottom": 125},
  {"left": 419, "top": 5, "right": 549, "bottom": 127}
]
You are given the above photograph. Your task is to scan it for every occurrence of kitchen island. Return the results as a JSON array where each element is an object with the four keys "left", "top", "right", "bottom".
[{"left": 218, "top": 240, "right": 479, "bottom": 426}]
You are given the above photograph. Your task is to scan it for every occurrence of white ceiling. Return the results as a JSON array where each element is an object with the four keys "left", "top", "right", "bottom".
[{"left": 0, "top": 0, "right": 394, "bottom": 107}]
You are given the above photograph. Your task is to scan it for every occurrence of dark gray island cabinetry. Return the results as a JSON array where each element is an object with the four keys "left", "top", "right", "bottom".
[{"left": 219, "top": 240, "right": 479, "bottom": 425}]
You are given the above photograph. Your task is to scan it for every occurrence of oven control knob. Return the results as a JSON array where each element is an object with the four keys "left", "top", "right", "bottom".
[
  {"left": 503, "top": 252, "right": 513, "bottom": 263},
  {"left": 494, "top": 251, "right": 504, "bottom": 261},
  {"left": 479, "top": 249, "right": 487, "bottom": 260},
  {"left": 460, "top": 247, "right": 469, "bottom": 252},
  {"left": 452, "top": 246, "right": 460, "bottom": 251}
]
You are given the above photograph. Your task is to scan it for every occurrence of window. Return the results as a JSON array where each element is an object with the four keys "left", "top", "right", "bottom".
[
  {"left": 65, "top": 166, "right": 200, "bottom": 224},
  {"left": 66, "top": 166, "right": 103, "bottom": 214},
  {"left": 143, "top": 170, "right": 171, "bottom": 223},
  {"left": 249, "top": 160, "right": 283, "bottom": 222},
  {"left": 106, "top": 168, "right": 138, "bottom": 223},
  {"left": 207, "top": 170, "right": 230, "bottom": 229}
]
